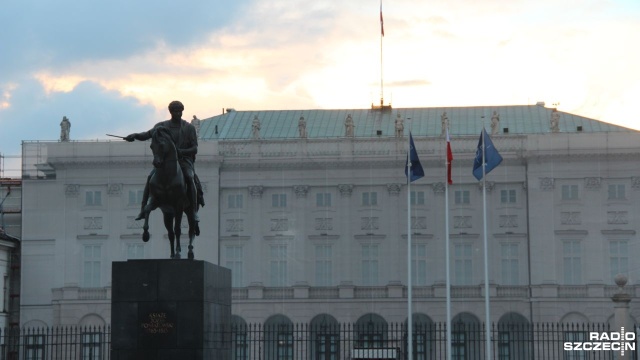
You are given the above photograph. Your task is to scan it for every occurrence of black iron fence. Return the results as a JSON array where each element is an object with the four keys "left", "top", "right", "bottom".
[{"left": 0, "top": 323, "right": 636, "bottom": 360}]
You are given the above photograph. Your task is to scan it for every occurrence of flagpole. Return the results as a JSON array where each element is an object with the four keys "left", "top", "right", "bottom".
[
  {"left": 379, "top": 0, "right": 384, "bottom": 107},
  {"left": 482, "top": 128, "right": 492, "bottom": 359},
  {"left": 445, "top": 128, "right": 452, "bottom": 360},
  {"left": 407, "top": 132, "right": 413, "bottom": 360}
]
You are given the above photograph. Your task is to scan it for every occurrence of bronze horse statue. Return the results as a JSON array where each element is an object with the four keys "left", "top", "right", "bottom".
[{"left": 141, "top": 127, "right": 199, "bottom": 259}]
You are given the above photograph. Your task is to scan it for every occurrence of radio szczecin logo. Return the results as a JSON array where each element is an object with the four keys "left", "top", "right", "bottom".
[{"left": 564, "top": 328, "right": 635, "bottom": 354}]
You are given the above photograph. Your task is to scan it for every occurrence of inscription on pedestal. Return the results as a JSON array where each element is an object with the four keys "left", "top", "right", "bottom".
[{"left": 141, "top": 312, "right": 175, "bottom": 334}]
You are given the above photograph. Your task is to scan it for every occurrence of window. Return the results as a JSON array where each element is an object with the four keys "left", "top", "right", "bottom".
[
  {"left": 452, "top": 331, "right": 466, "bottom": 360},
  {"left": 500, "top": 189, "right": 516, "bottom": 204},
  {"left": 411, "top": 191, "right": 425, "bottom": 205},
  {"left": 128, "top": 190, "right": 143, "bottom": 206},
  {"left": 498, "top": 331, "right": 510, "bottom": 360},
  {"left": 271, "top": 193, "right": 287, "bottom": 208},
  {"left": 232, "top": 332, "right": 248, "bottom": 360},
  {"left": 228, "top": 194, "right": 243, "bottom": 209},
  {"left": 454, "top": 244, "right": 473, "bottom": 285},
  {"left": 608, "top": 184, "right": 626, "bottom": 200},
  {"left": 226, "top": 245, "right": 244, "bottom": 288},
  {"left": 412, "top": 243, "right": 428, "bottom": 286},
  {"left": 25, "top": 335, "right": 45, "bottom": 360},
  {"left": 277, "top": 330, "right": 294, "bottom": 360},
  {"left": 316, "top": 333, "right": 339, "bottom": 360},
  {"left": 501, "top": 244, "right": 519, "bottom": 285},
  {"left": 85, "top": 191, "right": 102, "bottom": 206},
  {"left": 563, "top": 240, "right": 582, "bottom": 284},
  {"left": 127, "top": 244, "right": 144, "bottom": 260},
  {"left": 561, "top": 185, "right": 578, "bottom": 200},
  {"left": 81, "top": 332, "right": 103, "bottom": 360},
  {"left": 454, "top": 190, "right": 470, "bottom": 205},
  {"left": 362, "top": 244, "right": 379, "bottom": 286},
  {"left": 564, "top": 332, "right": 587, "bottom": 360},
  {"left": 270, "top": 245, "right": 287, "bottom": 287},
  {"left": 610, "top": 240, "right": 629, "bottom": 281},
  {"left": 315, "top": 245, "right": 332, "bottom": 286},
  {"left": 316, "top": 193, "right": 332, "bottom": 207},
  {"left": 362, "top": 192, "right": 378, "bottom": 206},
  {"left": 83, "top": 245, "right": 101, "bottom": 287}
]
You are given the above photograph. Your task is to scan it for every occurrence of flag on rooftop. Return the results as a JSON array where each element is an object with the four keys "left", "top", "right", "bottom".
[
  {"left": 472, "top": 128, "right": 503, "bottom": 180},
  {"left": 380, "top": 2, "right": 385, "bottom": 36}
]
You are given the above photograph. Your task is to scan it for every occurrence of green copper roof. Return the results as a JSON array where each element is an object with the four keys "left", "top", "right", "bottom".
[{"left": 199, "top": 105, "right": 632, "bottom": 140}]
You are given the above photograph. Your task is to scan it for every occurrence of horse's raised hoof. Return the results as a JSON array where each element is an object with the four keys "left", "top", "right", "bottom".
[{"left": 142, "top": 231, "right": 150, "bottom": 242}]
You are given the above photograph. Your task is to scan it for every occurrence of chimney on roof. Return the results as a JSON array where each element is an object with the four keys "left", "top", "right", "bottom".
[
  {"left": 536, "top": 101, "right": 545, "bottom": 107},
  {"left": 225, "top": 108, "right": 236, "bottom": 113}
]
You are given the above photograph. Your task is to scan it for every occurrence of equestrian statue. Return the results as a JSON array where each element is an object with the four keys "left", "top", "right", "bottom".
[{"left": 123, "top": 100, "right": 205, "bottom": 259}]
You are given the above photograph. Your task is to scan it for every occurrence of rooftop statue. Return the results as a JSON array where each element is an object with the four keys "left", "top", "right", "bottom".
[{"left": 60, "top": 116, "right": 71, "bottom": 141}]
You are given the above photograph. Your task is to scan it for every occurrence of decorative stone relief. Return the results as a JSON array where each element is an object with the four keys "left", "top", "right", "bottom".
[
  {"left": 499, "top": 215, "right": 518, "bottom": 228},
  {"left": 338, "top": 184, "right": 353, "bottom": 198},
  {"left": 83, "top": 217, "right": 103, "bottom": 230},
  {"left": 477, "top": 181, "right": 495, "bottom": 192},
  {"left": 270, "top": 218, "right": 289, "bottom": 232},
  {"left": 386, "top": 183, "right": 401, "bottom": 196},
  {"left": 540, "top": 178, "right": 555, "bottom": 191},
  {"left": 248, "top": 186, "right": 263, "bottom": 199},
  {"left": 65, "top": 184, "right": 80, "bottom": 197},
  {"left": 226, "top": 219, "right": 244, "bottom": 232},
  {"left": 561, "top": 212, "right": 581, "bottom": 225},
  {"left": 432, "top": 182, "right": 445, "bottom": 194},
  {"left": 361, "top": 217, "right": 379, "bottom": 231},
  {"left": 632, "top": 177, "right": 640, "bottom": 190},
  {"left": 108, "top": 183, "right": 122, "bottom": 196},
  {"left": 454, "top": 216, "right": 472, "bottom": 228},
  {"left": 315, "top": 218, "right": 333, "bottom": 231},
  {"left": 411, "top": 216, "right": 427, "bottom": 230},
  {"left": 607, "top": 211, "right": 628, "bottom": 225},
  {"left": 584, "top": 177, "right": 601, "bottom": 190},
  {"left": 126, "top": 216, "right": 143, "bottom": 229},
  {"left": 293, "top": 185, "right": 309, "bottom": 198}
]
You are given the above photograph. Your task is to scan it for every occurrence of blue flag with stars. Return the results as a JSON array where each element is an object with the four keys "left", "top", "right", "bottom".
[
  {"left": 472, "top": 129, "right": 503, "bottom": 180},
  {"left": 405, "top": 132, "right": 424, "bottom": 182}
]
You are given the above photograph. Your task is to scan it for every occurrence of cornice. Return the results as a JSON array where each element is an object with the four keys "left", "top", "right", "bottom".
[
  {"left": 220, "top": 235, "right": 251, "bottom": 241},
  {"left": 354, "top": 234, "right": 386, "bottom": 241},
  {"left": 308, "top": 235, "right": 340, "bottom": 241},
  {"left": 400, "top": 234, "right": 434, "bottom": 240}
]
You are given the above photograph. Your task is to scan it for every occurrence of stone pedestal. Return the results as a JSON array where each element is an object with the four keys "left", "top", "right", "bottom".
[{"left": 111, "top": 260, "right": 231, "bottom": 360}]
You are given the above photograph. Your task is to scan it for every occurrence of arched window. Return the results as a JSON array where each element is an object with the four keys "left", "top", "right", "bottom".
[
  {"left": 355, "top": 313, "right": 388, "bottom": 349},
  {"left": 404, "top": 313, "right": 434, "bottom": 360},
  {"left": 264, "top": 314, "right": 294, "bottom": 360},
  {"left": 451, "top": 312, "right": 481, "bottom": 360},
  {"left": 497, "top": 312, "right": 531, "bottom": 360},
  {"left": 231, "top": 315, "right": 248, "bottom": 360},
  {"left": 310, "top": 314, "right": 339, "bottom": 360}
]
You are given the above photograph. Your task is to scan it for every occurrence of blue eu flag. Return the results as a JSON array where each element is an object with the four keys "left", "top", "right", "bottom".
[
  {"left": 405, "top": 132, "right": 424, "bottom": 182},
  {"left": 472, "top": 129, "right": 502, "bottom": 180}
]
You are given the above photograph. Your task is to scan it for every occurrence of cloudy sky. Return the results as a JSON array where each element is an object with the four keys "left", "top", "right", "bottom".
[{"left": 1, "top": 0, "right": 639, "bottom": 176}]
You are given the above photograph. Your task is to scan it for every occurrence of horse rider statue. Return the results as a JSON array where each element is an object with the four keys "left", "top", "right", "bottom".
[{"left": 124, "top": 100, "right": 204, "bottom": 222}]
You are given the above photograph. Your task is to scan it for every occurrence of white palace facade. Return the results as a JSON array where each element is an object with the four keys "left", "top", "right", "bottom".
[{"left": 19, "top": 103, "right": 640, "bottom": 330}]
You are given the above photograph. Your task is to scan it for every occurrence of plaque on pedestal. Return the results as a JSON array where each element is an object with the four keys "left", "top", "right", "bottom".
[{"left": 111, "top": 260, "right": 231, "bottom": 360}]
